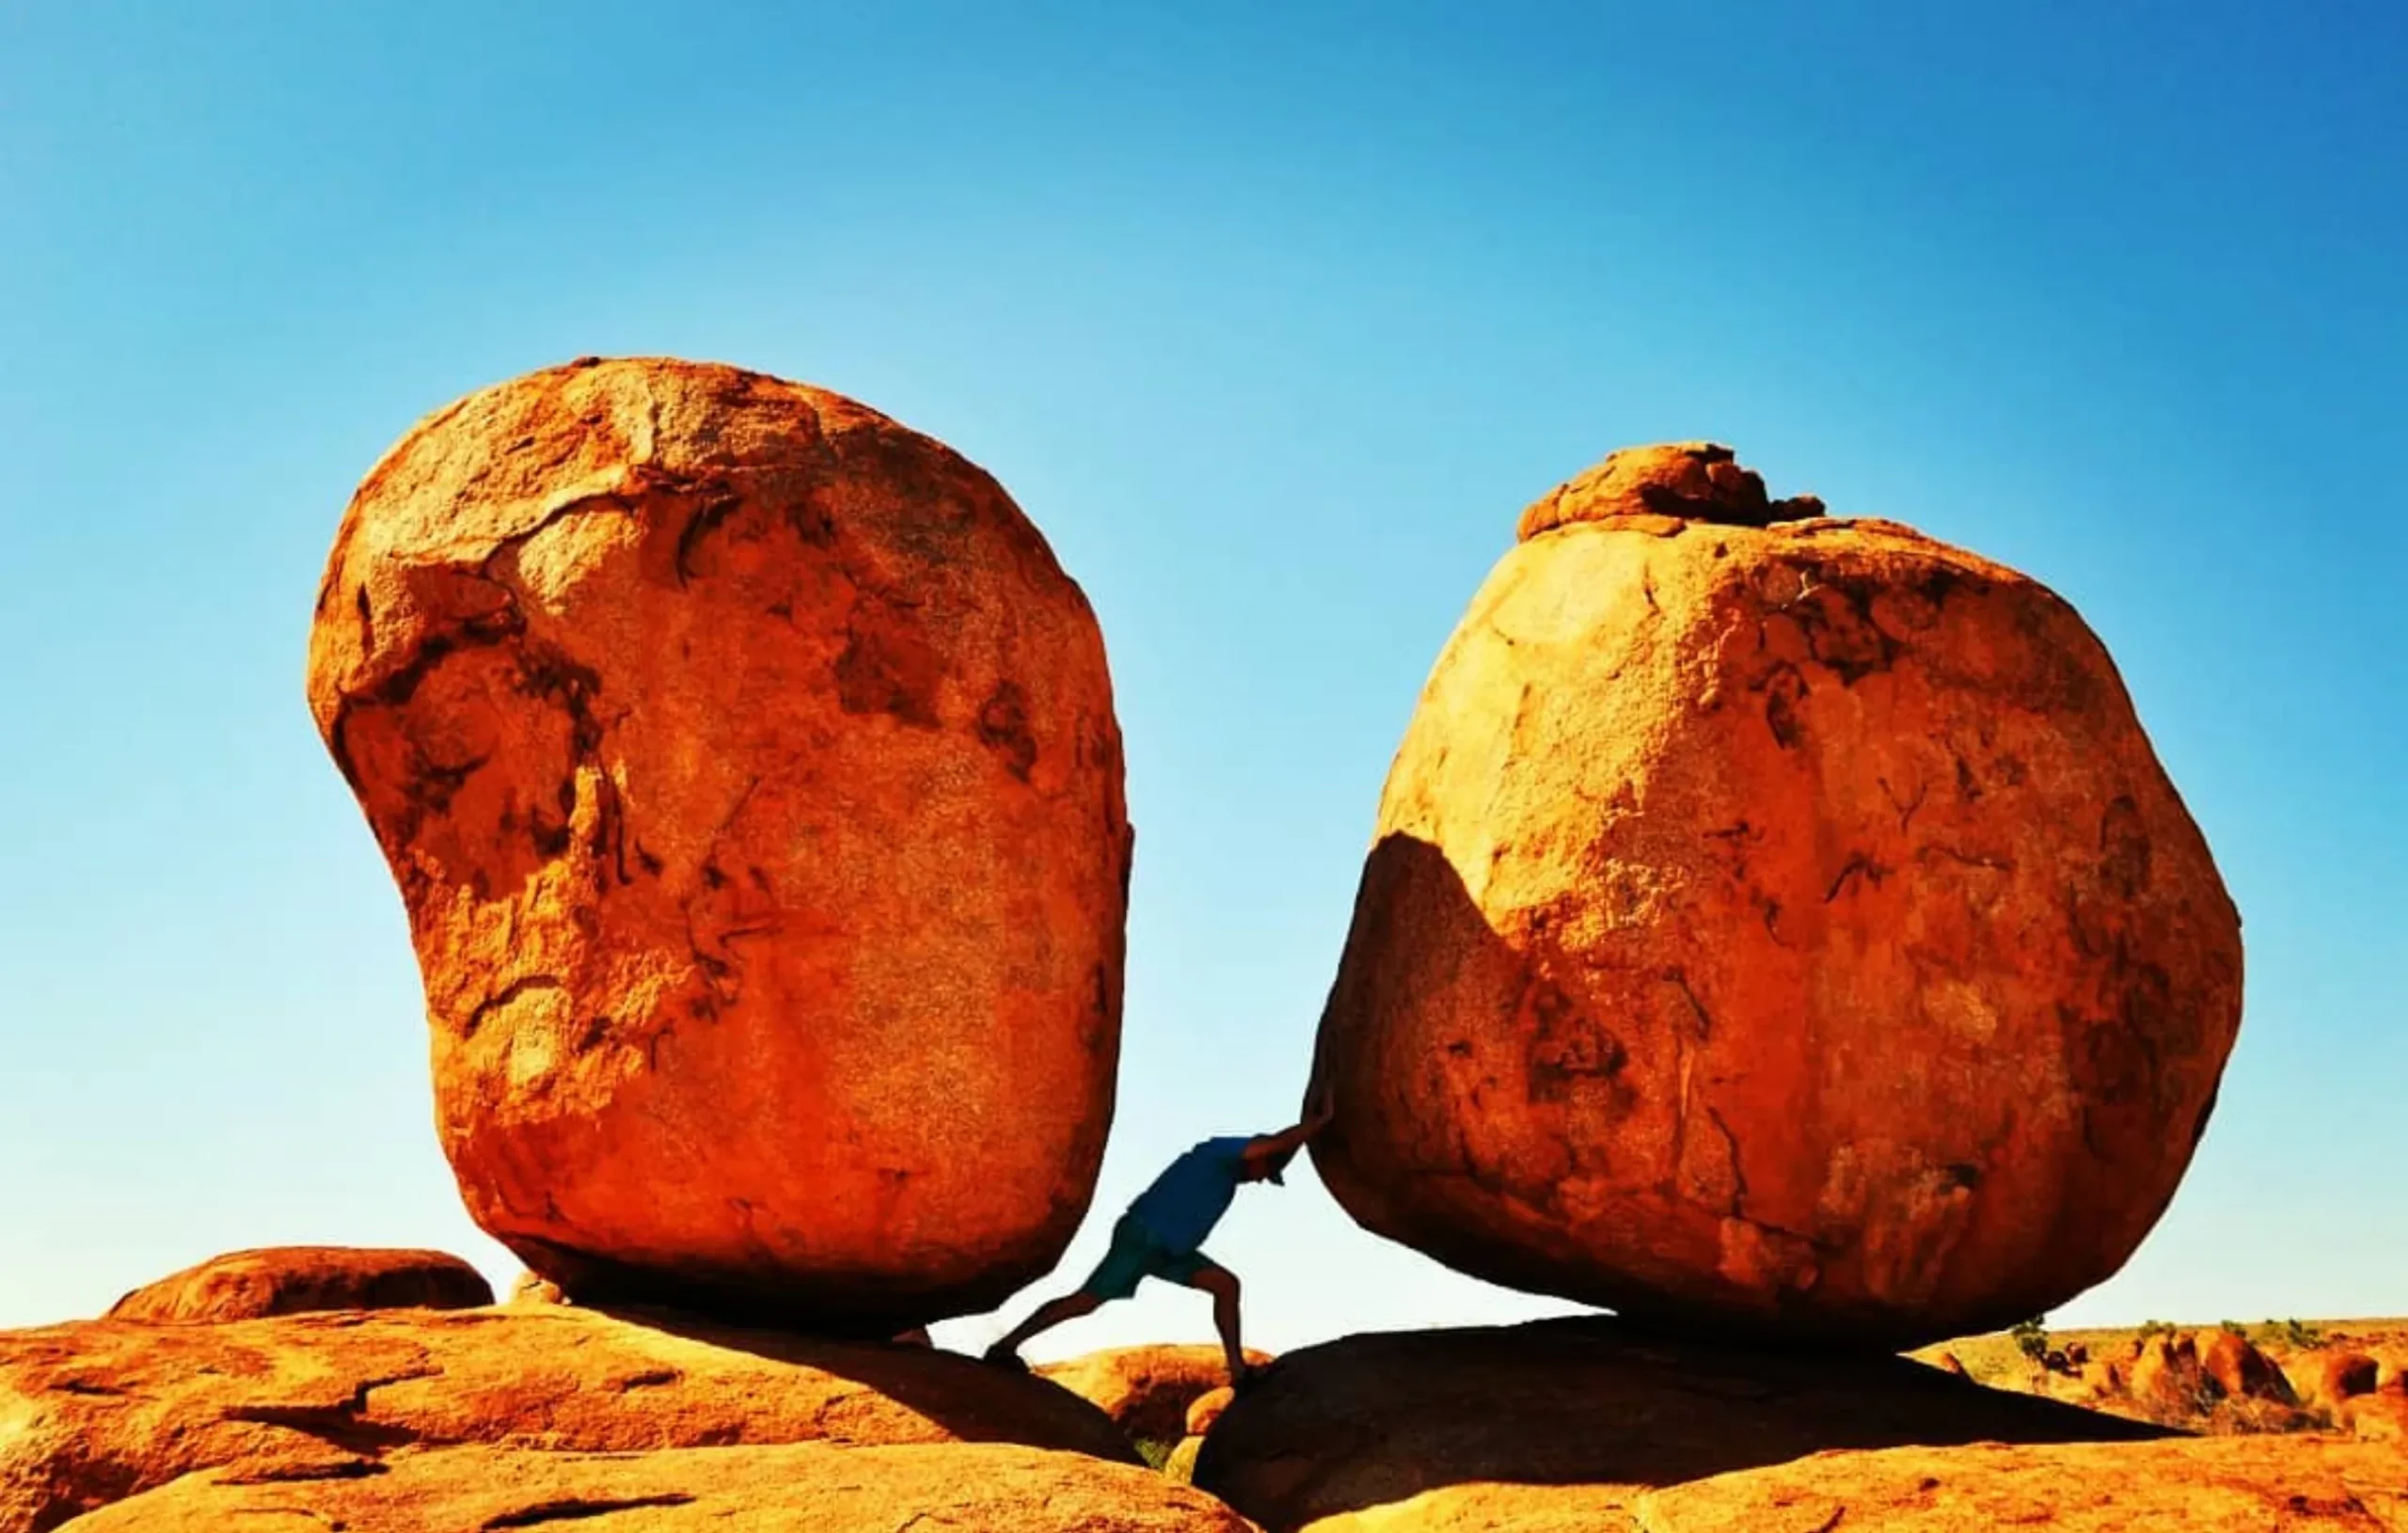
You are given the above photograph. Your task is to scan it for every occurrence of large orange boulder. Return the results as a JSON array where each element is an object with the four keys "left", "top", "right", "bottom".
[
  {"left": 105, "top": 1246, "right": 491, "bottom": 1322},
  {"left": 305, "top": 357, "right": 1133, "bottom": 1330},
  {"left": 61, "top": 1442, "right": 1253, "bottom": 1533},
  {"left": 0, "top": 1304, "right": 1136, "bottom": 1532},
  {"left": 1307, "top": 443, "right": 2242, "bottom": 1348}
]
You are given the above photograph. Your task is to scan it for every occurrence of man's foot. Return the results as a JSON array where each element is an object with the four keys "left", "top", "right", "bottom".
[{"left": 982, "top": 1341, "right": 1030, "bottom": 1374}]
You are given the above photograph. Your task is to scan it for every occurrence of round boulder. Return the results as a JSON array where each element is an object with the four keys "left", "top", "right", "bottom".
[
  {"left": 1307, "top": 443, "right": 2242, "bottom": 1349},
  {"left": 306, "top": 357, "right": 1133, "bottom": 1331},
  {"left": 106, "top": 1246, "right": 492, "bottom": 1322}
]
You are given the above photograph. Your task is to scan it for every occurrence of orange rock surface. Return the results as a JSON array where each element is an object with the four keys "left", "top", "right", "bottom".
[
  {"left": 2289, "top": 1351, "right": 2383, "bottom": 1408},
  {"left": 1190, "top": 1318, "right": 2162, "bottom": 1533},
  {"left": 1186, "top": 1383, "right": 1236, "bottom": 1436},
  {"left": 1308, "top": 443, "right": 2242, "bottom": 1348},
  {"left": 104, "top": 1245, "right": 491, "bottom": 1322},
  {"left": 305, "top": 357, "right": 1133, "bottom": 1329},
  {"left": 1634, "top": 1437, "right": 2406, "bottom": 1533},
  {"left": 62, "top": 1441, "right": 1254, "bottom": 1533},
  {"left": 1038, "top": 1344, "right": 1272, "bottom": 1447},
  {"left": 0, "top": 1304, "right": 1133, "bottom": 1532}
]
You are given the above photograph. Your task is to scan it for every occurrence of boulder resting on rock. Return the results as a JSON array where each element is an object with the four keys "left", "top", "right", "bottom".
[
  {"left": 305, "top": 356, "right": 1133, "bottom": 1332},
  {"left": 1309, "top": 442, "right": 2242, "bottom": 1349}
]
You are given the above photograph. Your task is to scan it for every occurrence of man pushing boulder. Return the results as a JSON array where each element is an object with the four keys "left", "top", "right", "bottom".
[{"left": 983, "top": 1093, "right": 1336, "bottom": 1387}]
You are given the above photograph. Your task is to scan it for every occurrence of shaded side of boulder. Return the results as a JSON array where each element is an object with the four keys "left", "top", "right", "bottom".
[
  {"left": 0, "top": 1305, "right": 1133, "bottom": 1533},
  {"left": 105, "top": 1247, "right": 492, "bottom": 1322},
  {"left": 2200, "top": 1328, "right": 2295, "bottom": 1404},
  {"left": 2130, "top": 1332, "right": 2221, "bottom": 1414},
  {"left": 1191, "top": 1317, "right": 2164, "bottom": 1533},
  {"left": 59, "top": 1441, "right": 1255, "bottom": 1533}
]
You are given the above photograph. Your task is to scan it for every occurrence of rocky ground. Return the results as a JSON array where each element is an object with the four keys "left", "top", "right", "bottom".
[
  {"left": 1912, "top": 1317, "right": 2408, "bottom": 1441},
  {"left": 7, "top": 1249, "right": 2402, "bottom": 1531}
]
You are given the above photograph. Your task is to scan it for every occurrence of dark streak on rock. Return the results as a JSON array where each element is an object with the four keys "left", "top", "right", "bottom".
[
  {"left": 673, "top": 494, "right": 745, "bottom": 585},
  {"left": 483, "top": 1494, "right": 698, "bottom": 1529},
  {"left": 976, "top": 680, "right": 1039, "bottom": 781},
  {"left": 464, "top": 975, "right": 565, "bottom": 1040}
]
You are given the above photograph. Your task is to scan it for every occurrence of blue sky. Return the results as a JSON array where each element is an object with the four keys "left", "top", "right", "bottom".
[{"left": 2, "top": 3, "right": 2400, "bottom": 1351}]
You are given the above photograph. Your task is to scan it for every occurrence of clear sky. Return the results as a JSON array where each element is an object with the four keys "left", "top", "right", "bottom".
[{"left": 3, "top": 3, "right": 2401, "bottom": 1354}]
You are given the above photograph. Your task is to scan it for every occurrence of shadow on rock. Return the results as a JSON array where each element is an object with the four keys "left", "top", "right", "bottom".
[
  {"left": 582, "top": 1302, "right": 1133, "bottom": 1456},
  {"left": 1195, "top": 1317, "right": 2171, "bottom": 1532}
]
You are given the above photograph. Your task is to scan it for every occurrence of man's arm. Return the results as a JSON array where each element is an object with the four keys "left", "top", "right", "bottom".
[{"left": 1244, "top": 1088, "right": 1337, "bottom": 1166}]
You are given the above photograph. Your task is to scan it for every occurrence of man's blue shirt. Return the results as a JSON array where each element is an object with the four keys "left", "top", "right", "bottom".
[{"left": 1124, "top": 1134, "right": 1254, "bottom": 1255}]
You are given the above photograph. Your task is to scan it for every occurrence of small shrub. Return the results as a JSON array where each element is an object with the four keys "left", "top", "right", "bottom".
[
  {"left": 2269, "top": 1318, "right": 2325, "bottom": 1349},
  {"left": 1133, "top": 1437, "right": 1176, "bottom": 1472},
  {"left": 2008, "top": 1316, "right": 2051, "bottom": 1363},
  {"left": 2135, "top": 1319, "right": 2177, "bottom": 1344},
  {"left": 2218, "top": 1320, "right": 2251, "bottom": 1338}
]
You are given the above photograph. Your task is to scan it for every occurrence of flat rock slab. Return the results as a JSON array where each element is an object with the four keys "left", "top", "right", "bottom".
[
  {"left": 1634, "top": 1436, "right": 2408, "bottom": 1532},
  {"left": 1, "top": 1304, "right": 1131, "bottom": 1532},
  {"left": 105, "top": 1245, "right": 492, "bottom": 1322},
  {"left": 1193, "top": 1318, "right": 2168, "bottom": 1532},
  {"left": 58, "top": 1441, "right": 1259, "bottom": 1532}
]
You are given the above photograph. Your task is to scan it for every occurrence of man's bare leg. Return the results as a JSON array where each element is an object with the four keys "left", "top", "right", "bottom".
[
  {"left": 983, "top": 1289, "right": 1102, "bottom": 1368},
  {"left": 1181, "top": 1262, "right": 1250, "bottom": 1384}
]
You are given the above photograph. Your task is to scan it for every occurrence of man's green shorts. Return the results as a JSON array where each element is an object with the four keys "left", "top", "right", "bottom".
[{"left": 1079, "top": 1213, "right": 1212, "bottom": 1301}]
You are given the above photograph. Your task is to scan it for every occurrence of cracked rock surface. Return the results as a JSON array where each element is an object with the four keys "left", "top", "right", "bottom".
[
  {"left": 1307, "top": 443, "right": 2242, "bottom": 1349},
  {"left": 305, "top": 356, "right": 1133, "bottom": 1330},
  {"left": 0, "top": 1304, "right": 1138, "bottom": 1532},
  {"left": 58, "top": 1441, "right": 1254, "bottom": 1533}
]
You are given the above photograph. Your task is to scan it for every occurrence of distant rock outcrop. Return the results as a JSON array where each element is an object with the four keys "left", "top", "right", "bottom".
[
  {"left": 1308, "top": 443, "right": 2242, "bottom": 1349},
  {"left": 305, "top": 356, "right": 1133, "bottom": 1332},
  {"left": 105, "top": 1246, "right": 491, "bottom": 1322}
]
